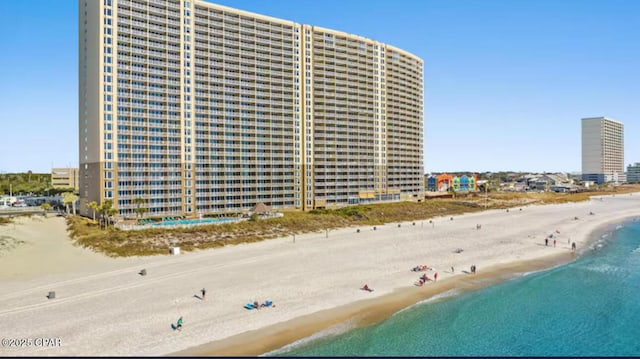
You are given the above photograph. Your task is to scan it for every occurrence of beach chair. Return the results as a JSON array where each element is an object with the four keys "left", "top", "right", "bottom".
[{"left": 262, "top": 300, "right": 273, "bottom": 308}]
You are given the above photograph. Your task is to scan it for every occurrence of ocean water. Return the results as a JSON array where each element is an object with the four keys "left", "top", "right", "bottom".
[{"left": 275, "top": 221, "right": 640, "bottom": 356}]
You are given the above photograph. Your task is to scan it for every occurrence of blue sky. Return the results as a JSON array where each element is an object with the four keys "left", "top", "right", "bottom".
[{"left": 0, "top": 0, "right": 638, "bottom": 174}]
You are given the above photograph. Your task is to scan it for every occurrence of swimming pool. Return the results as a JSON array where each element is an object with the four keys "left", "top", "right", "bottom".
[{"left": 149, "top": 217, "right": 237, "bottom": 228}]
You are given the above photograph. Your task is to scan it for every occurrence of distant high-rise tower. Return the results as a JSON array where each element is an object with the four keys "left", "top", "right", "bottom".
[{"left": 581, "top": 117, "right": 624, "bottom": 184}]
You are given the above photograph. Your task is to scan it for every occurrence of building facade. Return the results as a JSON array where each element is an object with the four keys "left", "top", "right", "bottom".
[
  {"left": 581, "top": 117, "right": 624, "bottom": 184},
  {"left": 79, "top": 0, "right": 423, "bottom": 218},
  {"left": 627, "top": 163, "right": 640, "bottom": 184},
  {"left": 51, "top": 168, "right": 80, "bottom": 191}
]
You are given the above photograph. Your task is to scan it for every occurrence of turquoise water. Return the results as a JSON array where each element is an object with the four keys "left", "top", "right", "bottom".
[
  {"left": 276, "top": 221, "right": 640, "bottom": 356},
  {"left": 150, "top": 217, "right": 236, "bottom": 228}
]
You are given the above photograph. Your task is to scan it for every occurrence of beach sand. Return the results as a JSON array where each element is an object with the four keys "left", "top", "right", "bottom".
[{"left": 0, "top": 194, "right": 638, "bottom": 356}]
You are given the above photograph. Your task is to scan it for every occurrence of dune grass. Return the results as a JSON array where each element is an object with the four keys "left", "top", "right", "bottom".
[{"left": 66, "top": 185, "right": 640, "bottom": 257}]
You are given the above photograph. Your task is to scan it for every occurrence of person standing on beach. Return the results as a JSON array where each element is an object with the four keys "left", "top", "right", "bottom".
[
  {"left": 451, "top": 266, "right": 455, "bottom": 273},
  {"left": 434, "top": 272, "right": 438, "bottom": 281},
  {"left": 553, "top": 239, "right": 557, "bottom": 248},
  {"left": 201, "top": 288, "right": 206, "bottom": 300},
  {"left": 545, "top": 238, "right": 548, "bottom": 246},
  {"left": 176, "top": 317, "right": 183, "bottom": 331},
  {"left": 572, "top": 242, "right": 577, "bottom": 251}
]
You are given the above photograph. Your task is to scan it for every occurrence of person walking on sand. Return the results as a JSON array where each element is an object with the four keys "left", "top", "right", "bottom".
[
  {"left": 572, "top": 242, "right": 577, "bottom": 251},
  {"left": 201, "top": 288, "right": 206, "bottom": 300}
]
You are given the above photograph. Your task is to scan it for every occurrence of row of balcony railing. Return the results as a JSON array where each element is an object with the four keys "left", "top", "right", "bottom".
[
  {"left": 193, "top": 33, "right": 295, "bottom": 50},
  {"left": 116, "top": 138, "right": 181, "bottom": 146},
  {"left": 192, "top": 37, "right": 294, "bottom": 50},
  {"left": 118, "top": 86, "right": 181, "bottom": 95},
  {"left": 386, "top": 81, "right": 423, "bottom": 94},
  {"left": 115, "top": 176, "right": 182, "bottom": 183},
  {"left": 118, "top": 37, "right": 180, "bottom": 51},
  {"left": 117, "top": 55, "right": 181, "bottom": 68},
  {"left": 118, "top": 28, "right": 181, "bottom": 41},
  {"left": 118, "top": 93, "right": 180, "bottom": 101},
  {"left": 193, "top": 56, "right": 293, "bottom": 69},
  {"left": 117, "top": 113, "right": 180, "bottom": 120},
  {"left": 120, "top": 0, "right": 180, "bottom": 13},
  {"left": 116, "top": 167, "right": 182, "bottom": 173},
  {"left": 117, "top": 46, "right": 181, "bottom": 59},
  {"left": 193, "top": 82, "right": 295, "bottom": 92},
  {"left": 192, "top": 99, "right": 293, "bottom": 107},
  {"left": 192, "top": 93, "right": 294, "bottom": 101},
  {"left": 118, "top": 7, "right": 180, "bottom": 22},
  {"left": 193, "top": 17, "right": 293, "bottom": 35}
]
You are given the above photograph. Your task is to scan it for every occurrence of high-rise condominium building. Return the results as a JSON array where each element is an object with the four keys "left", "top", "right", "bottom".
[
  {"left": 581, "top": 117, "right": 624, "bottom": 184},
  {"left": 79, "top": 0, "right": 424, "bottom": 218}
]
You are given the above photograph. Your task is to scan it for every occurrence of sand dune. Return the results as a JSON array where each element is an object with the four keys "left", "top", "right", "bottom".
[{"left": 0, "top": 194, "right": 638, "bottom": 356}]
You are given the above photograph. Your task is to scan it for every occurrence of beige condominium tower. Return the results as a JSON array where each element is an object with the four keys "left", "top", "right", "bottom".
[
  {"left": 581, "top": 117, "right": 624, "bottom": 184},
  {"left": 79, "top": 0, "right": 424, "bottom": 219}
]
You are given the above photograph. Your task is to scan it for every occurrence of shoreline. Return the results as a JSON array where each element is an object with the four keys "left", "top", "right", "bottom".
[{"left": 172, "top": 213, "right": 636, "bottom": 357}]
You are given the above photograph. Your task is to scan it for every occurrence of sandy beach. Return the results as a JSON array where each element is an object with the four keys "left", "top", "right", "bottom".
[{"left": 0, "top": 194, "right": 639, "bottom": 356}]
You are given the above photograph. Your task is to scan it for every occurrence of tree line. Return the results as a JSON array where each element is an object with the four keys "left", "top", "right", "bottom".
[{"left": 0, "top": 172, "right": 75, "bottom": 196}]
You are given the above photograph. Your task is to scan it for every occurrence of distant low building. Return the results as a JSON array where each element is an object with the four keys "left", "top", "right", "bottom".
[
  {"left": 425, "top": 173, "right": 477, "bottom": 192},
  {"left": 51, "top": 168, "right": 79, "bottom": 191},
  {"left": 425, "top": 175, "right": 437, "bottom": 192},
  {"left": 627, "top": 163, "right": 640, "bottom": 184}
]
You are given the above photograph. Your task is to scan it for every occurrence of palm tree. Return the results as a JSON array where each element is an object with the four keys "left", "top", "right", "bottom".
[
  {"left": 98, "top": 200, "right": 117, "bottom": 229},
  {"left": 133, "top": 197, "right": 148, "bottom": 219},
  {"left": 88, "top": 201, "right": 98, "bottom": 221},
  {"left": 61, "top": 192, "right": 79, "bottom": 215},
  {"left": 62, "top": 192, "right": 74, "bottom": 215},
  {"left": 106, "top": 207, "right": 118, "bottom": 227}
]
